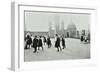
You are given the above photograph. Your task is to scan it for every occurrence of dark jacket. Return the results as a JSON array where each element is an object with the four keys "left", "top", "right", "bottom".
[
  {"left": 38, "top": 38, "right": 43, "bottom": 47},
  {"left": 27, "top": 37, "right": 32, "bottom": 45},
  {"left": 47, "top": 38, "right": 51, "bottom": 45},
  {"left": 62, "top": 38, "right": 65, "bottom": 47},
  {"left": 33, "top": 38, "right": 38, "bottom": 48},
  {"left": 43, "top": 37, "right": 46, "bottom": 42},
  {"left": 55, "top": 37, "right": 60, "bottom": 48},
  {"left": 81, "top": 35, "right": 84, "bottom": 41}
]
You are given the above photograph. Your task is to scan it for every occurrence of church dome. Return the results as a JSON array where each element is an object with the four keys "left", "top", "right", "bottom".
[
  {"left": 66, "top": 22, "right": 77, "bottom": 38},
  {"left": 67, "top": 23, "right": 77, "bottom": 31}
]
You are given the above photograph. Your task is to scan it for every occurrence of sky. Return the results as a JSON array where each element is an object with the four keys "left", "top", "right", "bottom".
[{"left": 25, "top": 11, "right": 90, "bottom": 32}]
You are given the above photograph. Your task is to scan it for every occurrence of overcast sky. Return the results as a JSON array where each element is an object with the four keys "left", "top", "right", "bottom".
[{"left": 25, "top": 11, "right": 90, "bottom": 32}]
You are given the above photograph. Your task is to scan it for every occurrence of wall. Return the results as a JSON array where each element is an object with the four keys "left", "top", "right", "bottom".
[{"left": 0, "top": 0, "right": 100, "bottom": 73}]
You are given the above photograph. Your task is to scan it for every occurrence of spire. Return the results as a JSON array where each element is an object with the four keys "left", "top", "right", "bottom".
[
  {"left": 61, "top": 20, "right": 65, "bottom": 35},
  {"left": 54, "top": 15, "right": 60, "bottom": 34}
]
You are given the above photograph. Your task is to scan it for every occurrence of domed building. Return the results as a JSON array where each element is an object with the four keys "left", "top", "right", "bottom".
[{"left": 66, "top": 22, "right": 77, "bottom": 38}]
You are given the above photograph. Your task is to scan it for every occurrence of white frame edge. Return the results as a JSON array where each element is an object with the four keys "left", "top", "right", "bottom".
[{"left": 11, "top": 2, "right": 19, "bottom": 71}]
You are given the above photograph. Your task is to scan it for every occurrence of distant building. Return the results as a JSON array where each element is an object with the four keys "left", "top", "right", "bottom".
[
  {"left": 66, "top": 22, "right": 77, "bottom": 38},
  {"left": 49, "top": 18, "right": 78, "bottom": 38}
]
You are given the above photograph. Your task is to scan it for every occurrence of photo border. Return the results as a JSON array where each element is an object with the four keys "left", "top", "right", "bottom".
[{"left": 11, "top": 2, "right": 97, "bottom": 71}]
